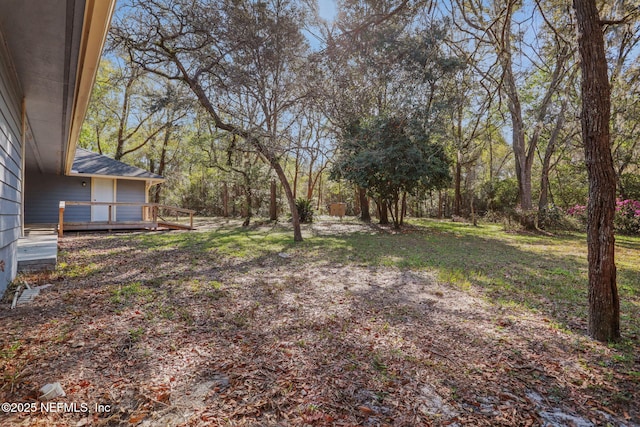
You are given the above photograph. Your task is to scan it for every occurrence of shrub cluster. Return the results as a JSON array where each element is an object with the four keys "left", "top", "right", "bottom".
[
  {"left": 538, "top": 205, "right": 582, "bottom": 230},
  {"left": 567, "top": 199, "right": 640, "bottom": 235},
  {"left": 566, "top": 204, "right": 587, "bottom": 224},
  {"left": 295, "top": 198, "right": 314, "bottom": 223},
  {"left": 615, "top": 199, "right": 640, "bottom": 235}
]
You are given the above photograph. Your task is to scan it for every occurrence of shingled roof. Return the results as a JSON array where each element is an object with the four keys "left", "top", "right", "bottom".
[{"left": 69, "top": 148, "right": 164, "bottom": 182}]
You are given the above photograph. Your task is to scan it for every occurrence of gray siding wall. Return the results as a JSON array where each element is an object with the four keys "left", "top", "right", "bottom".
[
  {"left": 25, "top": 174, "right": 90, "bottom": 223},
  {"left": 0, "top": 34, "right": 22, "bottom": 295},
  {"left": 116, "top": 180, "right": 145, "bottom": 221},
  {"left": 25, "top": 176, "right": 146, "bottom": 223}
]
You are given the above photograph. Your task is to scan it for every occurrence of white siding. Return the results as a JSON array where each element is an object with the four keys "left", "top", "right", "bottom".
[{"left": 0, "top": 30, "right": 23, "bottom": 295}]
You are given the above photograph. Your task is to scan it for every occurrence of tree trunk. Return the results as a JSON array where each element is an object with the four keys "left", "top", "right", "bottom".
[
  {"left": 470, "top": 190, "right": 477, "bottom": 226},
  {"left": 231, "top": 183, "right": 239, "bottom": 216},
  {"left": 241, "top": 169, "right": 252, "bottom": 227},
  {"left": 153, "top": 184, "right": 162, "bottom": 205},
  {"left": 271, "top": 160, "right": 303, "bottom": 241},
  {"left": 401, "top": 191, "right": 407, "bottom": 226},
  {"left": 500, "top": 30, "right": 532, "bottom": 215},
  {"left": 358, "top": 187, "right": 371, "bottom": 222},
  {"left": 222, "top": 182, "right": 229, "bottom": 217},
  {"left": 488, "top": 132, "right": 493, "bottom": 182},
  {"left": 270, "top": 179, "right": 278, "bottom": 221},
  {"left": 353, "top": 186, "right": 361, "bottom": 216},
  {"left": 307, "top": 163, "right": 315, "bottom": 200},
  {"left": 292, "top": 149, "right": 300, "bottom": 199},
  {"left": 115, "top": 77, "right": 134, "bottom": 161},
  {"left": 454, "top": 151, "right": 463, "bottom": 216},
  {"left": 96, "top": 125, "right": 103, "bottom": 154},
  {"left": 392, "top": 193, "right": 400, "bottom": 229},
  {"left": 538, "top": 171, "right": 550, "bottom": 227},
  {"left": 574, "top": 0, "right": 620, "bottom": 342},
  {"left": 507, "top": 81, "right": 535, "bottom": 229},
  {"left": 153, "top": 122, "right": 173, "bottom": 204},
  {"left": 378, "top": 199, "right": 389, "bottom": 225},
  {"left": 538, "top": 101, "right": 566, "bottom": 227},
  {"left": 316, "top": 173, "right": 322, "bottom": 211},
  {"left": 486, "top": 2, "right": 568, "bottom": 230}
]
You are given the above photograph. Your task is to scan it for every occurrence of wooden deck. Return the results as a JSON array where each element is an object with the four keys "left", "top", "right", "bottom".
[
  {"left": 58, "top": 202, "right": 195, "bottom": 236},
  {"left": 61, "top": 221, "right": 159, "bottom": 232}
]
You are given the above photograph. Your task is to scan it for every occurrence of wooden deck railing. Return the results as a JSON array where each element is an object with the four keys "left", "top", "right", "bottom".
[
  {"left": 58, "top": 201, "right": 195, "bottom": 236},
  {"left": 155, "top": 204, "right": 196, "bottom": 230}
]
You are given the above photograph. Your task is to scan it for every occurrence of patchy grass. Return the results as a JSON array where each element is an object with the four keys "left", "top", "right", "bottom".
[
  {"left": 299, "top": 219, "right": 639, "bottom": 338},
  {"left": 0, "top": 217, "right": 638, "bottom": 426},
  {"left": 109, "top": 281, "right": 154, "bottom": 312}
]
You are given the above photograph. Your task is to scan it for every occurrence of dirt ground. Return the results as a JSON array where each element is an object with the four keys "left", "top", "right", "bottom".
[{"left": 0, "top": 219, "right": 638, "bottom": 426}]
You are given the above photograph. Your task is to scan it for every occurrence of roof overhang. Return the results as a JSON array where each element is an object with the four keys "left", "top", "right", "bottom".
[
  {"left": 68, "top": 172, "right": 165, "bottom": 186},
  {"left": 69, "top": 148, "right": 165, "bottom": 184},
  {"left": 0, "top": 0, "right": 116, "bottom": 175}
]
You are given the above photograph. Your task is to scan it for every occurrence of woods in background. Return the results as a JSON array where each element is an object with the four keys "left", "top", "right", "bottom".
[{"left": 78, "top": 0, "right": 640, "bottom": 238}]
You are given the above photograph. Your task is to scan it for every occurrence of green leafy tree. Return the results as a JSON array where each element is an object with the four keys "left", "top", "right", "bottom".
[
  {"left": 332, "top": 116, "right": 451, "bottom": 228},
  {"left": 318, "top": 2, "right": 460, "bottom": 222}
]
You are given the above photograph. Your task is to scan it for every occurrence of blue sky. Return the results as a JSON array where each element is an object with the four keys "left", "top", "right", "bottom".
[{"left": 317, "top": 0, "right": 337, "bottom": 22}]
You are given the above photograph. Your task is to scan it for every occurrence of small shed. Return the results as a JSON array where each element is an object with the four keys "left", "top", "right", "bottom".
[
  {"left": 25, "top": 148, "right": 164, "bottom": 225},
  {"left": 329, "top": 203, "right": 347, "bottom": 218}
]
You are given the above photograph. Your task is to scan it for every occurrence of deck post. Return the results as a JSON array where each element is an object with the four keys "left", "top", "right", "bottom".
[
  {"left": 108, "top": 205, "right": 112, "bottom": 224},
  {"left": 153, "top": 205, "right": 158, "bottom": 230},
  {"left": 58, "top": 201, "right": 65, "bottom": 237}
]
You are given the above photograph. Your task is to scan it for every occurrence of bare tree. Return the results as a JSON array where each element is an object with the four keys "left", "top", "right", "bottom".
[
  {"left": 451, "top": 0, "right": 572, "bottom": 228},
  {"left": 188, "top": 108, "right": 271, "bottom": 226},
  {"left": 147, "top": 81, "right": 191, "bottom": 203},
  {"left": 113, "top": 0, "right": 312, "bottom": 241},
  {"left": 605, "top": 1, "right": 640, "bottom": 197},
  {"left": 81, "top": 56, "right": 176, "bottom": 161},
  {"left": 290, "top": 108, "right": 334, "bottom": 202}
]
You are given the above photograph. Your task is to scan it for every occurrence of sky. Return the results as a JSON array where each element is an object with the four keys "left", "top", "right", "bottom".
[
  {"left": 317, "top": 0, "right": 338, "bottom": 22},
  {"left": 304, "top": 0, "right": 338, "bottom": 50}
]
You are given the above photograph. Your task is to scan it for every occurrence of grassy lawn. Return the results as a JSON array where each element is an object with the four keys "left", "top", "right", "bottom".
[
  {"left": 130, "top": 217, "right": 640, "bottom": 340},
  {"left": 1, "top": 217, "right": 638, "bottom": 426}
]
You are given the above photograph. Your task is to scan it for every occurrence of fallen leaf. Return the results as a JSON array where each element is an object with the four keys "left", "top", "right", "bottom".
[
  {"left": 129, "top": 412, "right": 147, "bottom": 424},
  {"left": 358, "top": 406, "right": 375, "bottom": 415}
]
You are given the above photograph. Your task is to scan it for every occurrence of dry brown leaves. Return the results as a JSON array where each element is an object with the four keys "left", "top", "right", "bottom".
[{"left": 0, "top": 224, "right": 638, "bottom": 426}]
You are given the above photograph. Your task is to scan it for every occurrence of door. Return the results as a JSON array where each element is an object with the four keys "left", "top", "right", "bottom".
[{"left": 91, "top": 178, "right": 115, "bottom": 221}]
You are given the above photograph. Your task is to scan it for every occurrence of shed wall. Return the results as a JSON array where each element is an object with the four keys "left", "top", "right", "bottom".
[
  {"left": 25, "top": 175, "right": 147, "bottom": 223},
  {"left": 0, "top": 31, "right": 22, "bottom": 295},
  {"left": 25, "top": 173, "right": 90, "bottom": 223},
  {"left": 116, "top": 180, "right": 145, "bottom": 221}
]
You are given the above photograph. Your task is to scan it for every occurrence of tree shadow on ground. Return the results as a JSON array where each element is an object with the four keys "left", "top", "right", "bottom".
[{"left": 1, "top": 222, "right": 637, "bottom": 426}]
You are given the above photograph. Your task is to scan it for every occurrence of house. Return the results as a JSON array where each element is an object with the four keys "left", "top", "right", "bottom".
[
  {"left": 25, "top": 148, "right": 164, "bottom": 225},
  {"left": 0, "top": 0, "right": 116, "bottom": 294}
]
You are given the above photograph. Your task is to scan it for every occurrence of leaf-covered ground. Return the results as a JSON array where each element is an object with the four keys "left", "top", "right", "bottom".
[{"left": 1, "top": 218, "right": 638, "bottom": 426}]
